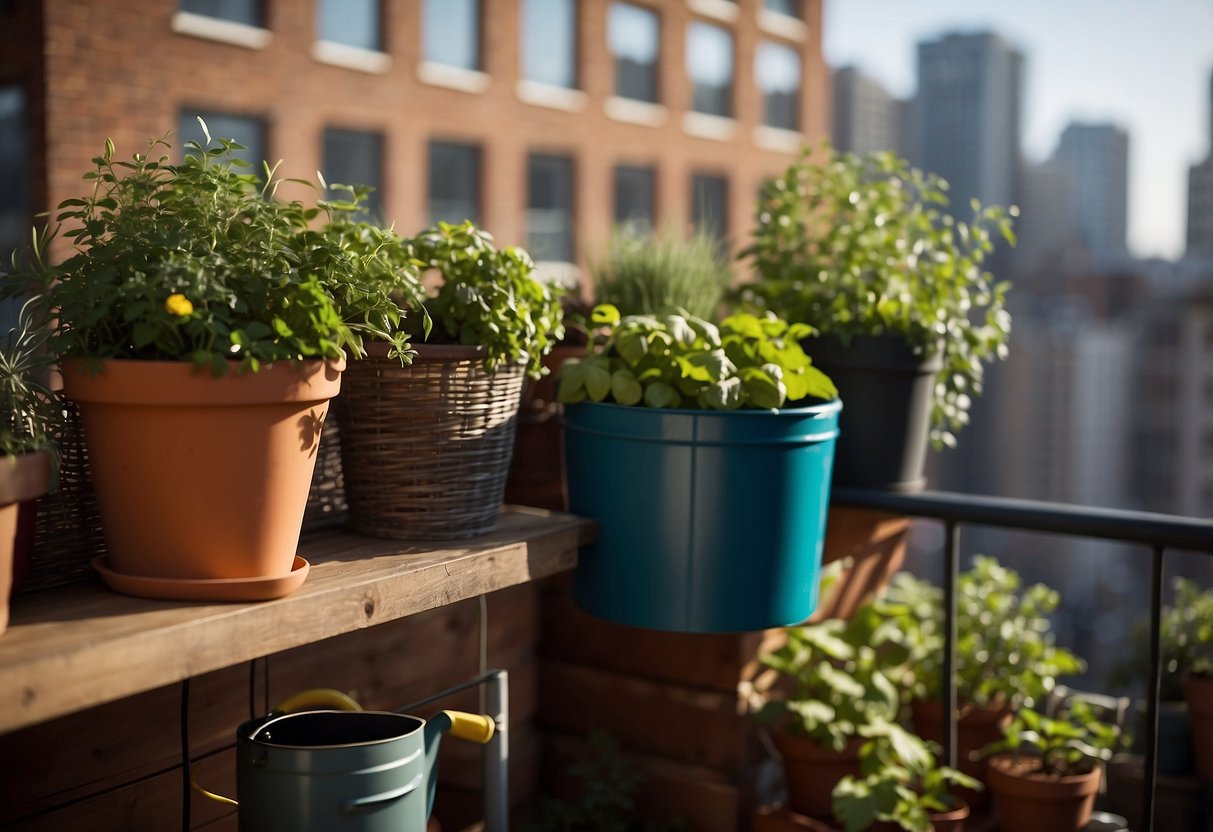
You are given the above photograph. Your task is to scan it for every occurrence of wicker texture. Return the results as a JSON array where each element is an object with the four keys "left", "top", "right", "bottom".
[
  {"left": 302, "top": 408, "right": 348, "bottom": 532},
  {"left": 337, "top": 345, "right": 525, "bottom": 540}
]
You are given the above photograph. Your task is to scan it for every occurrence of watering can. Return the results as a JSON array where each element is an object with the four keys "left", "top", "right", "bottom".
[{"left": 195, "top": 688, "right": 495, "bottom": 831}]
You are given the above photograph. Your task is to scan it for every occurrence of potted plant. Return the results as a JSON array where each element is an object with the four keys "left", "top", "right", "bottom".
[
  {"left": 0, "top": 299, "right": 58, "bottom": 631},
  {"left": 883, "top": 557, "right": 1085, "bottom": 804},
  {"left": 755, "top": 602, "right": 911, "bottom": 818},
  {"left": 832, "top": 728, "right": 979, "bottom": 832},
  {"left": 739, "top": 148, "right": 1016, "bottom": 490},
  {"left": 6, "top": 125, "right": 421, "bottom": 600},
  {"left": 1168, "top": 578, "right": 1213, "bottom": 782},
  {"left": 980, "top": 702, "right": 1122, "bottom": 831},
  {"left": 558, "top": 306, "right": 838, "bottom": 633},
  {"left": 337, "top": 220, "right": 564, "bottom": 540}
]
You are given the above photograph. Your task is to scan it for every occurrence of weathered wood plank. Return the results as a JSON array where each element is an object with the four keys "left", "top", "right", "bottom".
[{"left": 0, "top": 508, "right": 589, "bottom": 734}]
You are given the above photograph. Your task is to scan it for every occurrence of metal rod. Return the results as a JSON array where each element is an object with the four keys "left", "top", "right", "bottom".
[
  {"left": 1142, "top": 545, "right": 1165, "bottom": 832},
  {"left": 942, "top": 520, "right": 959, "bottom": 769},
  {"left": 832, "top": 488, "right": 1213, "bottom": 552},
  {"left": 395, "top": 669, "right": 506, "bottom": 716},
  {"left": 483, "top": 669, "right": 509, "bottom": 832}
]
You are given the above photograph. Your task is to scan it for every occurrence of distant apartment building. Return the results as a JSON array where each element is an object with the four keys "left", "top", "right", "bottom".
[
  {"left": 913, "top": 31, "right": 1023, "bottom": 217},
  {"left": 830, "top": 64, "right": 905, "bottom": 157},
  {"left": 0, "top": 0, "right": 829, "bottom": 287},
  {"left": 1014, "top": 159, "right": 1078, "bottom": 278},
  {"left": 1051, "top": 122, "right": 1130, "bottom": 262},
  {"left": 1187, "top": 69, "right": 1213, "bottom": 258}
]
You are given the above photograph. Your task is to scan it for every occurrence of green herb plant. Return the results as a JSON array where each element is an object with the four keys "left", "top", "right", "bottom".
[
  {"left": 406, "top": 220, "right": 565, "bottom": 378},
  {"left": 739, "top": 147, "right": 1016, "bottom": 448},
  {"left": 884, "top": 556, "right": 1085, "bottom": 710},
  {"left": 979, "top": 701, "right": 1122, "bottom": 777},
  {"left": 8, "top": 123, "right": 423, "bottom": 375},
  {"left": 556, "top": 306, "right": 836, "bottom": 410},
  {"left": 591, "top": 227, "right": 732, "bottom": 320},
  {"left": 1109, "top": 577, "right": 1213, "bottom": 699},
  {"left": 832, "top": 728, "right": 980, "bottom": 832},
  {"left": 0, "top": 298, "right": 62, "bottom": 460}
]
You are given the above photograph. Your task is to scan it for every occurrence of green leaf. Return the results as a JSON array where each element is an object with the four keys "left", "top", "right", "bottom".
[
  {"left": 585, "top": 364, "right": 611, "bottom": 402},
  {"left": 610, "top": 369, "right": 643, "bottom": 405},
  {"left": 643, "top": 381, "right": 680, "bottom": 409}
]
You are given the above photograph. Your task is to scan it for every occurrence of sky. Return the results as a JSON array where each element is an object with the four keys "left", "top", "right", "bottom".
[{"left": 823, "top": 0, "right": 1213, "bottom": 260}]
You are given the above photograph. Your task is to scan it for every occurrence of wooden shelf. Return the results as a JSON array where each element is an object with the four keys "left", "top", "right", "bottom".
[{"left": 0, "top": 507, "right": 592, "bottom": 735}]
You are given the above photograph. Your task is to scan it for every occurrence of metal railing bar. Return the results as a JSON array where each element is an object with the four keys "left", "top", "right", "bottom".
[
  {"left": 831, "top": 489, "right": 1213, "bottom": 552},
  {"left": 1142, "top": 545, "right": 1165, "bottom": 832},
  {"left": 942, "top": 519, "right": 959, "bottom": 769}
]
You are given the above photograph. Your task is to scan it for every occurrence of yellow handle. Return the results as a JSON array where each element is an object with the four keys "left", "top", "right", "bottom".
[
  {"left": 275, "top": 688, "right": 363, "bottom": 714},
  {"left": 443, "top": 710, "right": 495, "bottom": 744}
]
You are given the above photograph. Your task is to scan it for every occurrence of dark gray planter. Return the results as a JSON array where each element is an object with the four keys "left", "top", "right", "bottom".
[{"left": 807, "top": 334, "right": 941, "bottom": 492}]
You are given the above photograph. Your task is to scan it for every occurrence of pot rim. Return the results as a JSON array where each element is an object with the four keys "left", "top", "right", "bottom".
[
  {"left": 244, "top": 709, "right": 427, "bottom": 750},
  {"left": 987, "top": 752, "right": 1104, "bottom": 787},
  {"left": 564, "top": 397, "right": 842, "bottom": 419}
]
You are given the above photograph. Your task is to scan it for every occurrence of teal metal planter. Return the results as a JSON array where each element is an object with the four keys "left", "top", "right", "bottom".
[{"left": 564, "top": 399, "right": 841, "bottom": 633}]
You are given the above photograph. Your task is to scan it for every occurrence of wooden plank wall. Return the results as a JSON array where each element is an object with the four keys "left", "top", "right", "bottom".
[{"left": 0, "top": 583, "right": 541, "bottom": 831}]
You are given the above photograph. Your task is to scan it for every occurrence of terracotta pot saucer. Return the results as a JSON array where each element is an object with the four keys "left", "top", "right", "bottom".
[{"left": 92, "top": 555, "right": 310, "bottom": 602}]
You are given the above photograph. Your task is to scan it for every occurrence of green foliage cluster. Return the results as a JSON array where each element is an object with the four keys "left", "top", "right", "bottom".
[
  {"left": 556, "top": 305, "right": 836, "bottom": 411},
  {"left": 0, "top": 298, "right": 62, "bottom": 459},
  {"left": 523, "top": 732, "right": 684, "bottom": 832},
  {"left": 739, "top": 147, "right": 1015, "bottom": 448},
  {"left": 9, "top": 126, "right": 423, "bottom": 374},
  {"left": 756, "top": 603, "right": 912, "bottom": 750},
  {"left": 832, "top": 729, "right": 980, "bottom": 832},
  {"left": 980, "top": 701, "right": 1122, "bottom": 777},
  {"left": 591, "top": 228, "right": 732, "bottom": 321},
  {"left": 884, "top": 556, "right": 1085, "bottom": 710},
  {"left": 1110, "top": 577, "right": 1213, "bottom": 699},
  {"left": 408, "top": 220, "right": 565, "bottom": 378}
]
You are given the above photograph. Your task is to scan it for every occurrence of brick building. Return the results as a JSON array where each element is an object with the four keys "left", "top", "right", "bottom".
[{"left": 0, "top": 0, "right": 828, "bottom": 286}]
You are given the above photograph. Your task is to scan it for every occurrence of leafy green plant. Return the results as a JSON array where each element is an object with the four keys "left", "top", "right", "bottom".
[
  {"left": 1108, "top": 577, "right": 1213, "bottom": 699},
  {"left": 978, "top": 701, "right": 1122, "bottom": 777},
  {"left": 406, "top": 220, "right": 565, "bottom": 378},
  {"left": 591, "top": 227, "right": 732, "bottom": 320},
  {"left": 884, "top": 556, "right": 1085, "bottom": 710},
  {"left": 523, "top": 731, "right": 684, "bottom": 832},
  {"left": 6, "top": 125, "right": 422, "bottom": 375},
  {"left": 556, "top": 306, "right": 836, "bottom": 410},
  {"left": 0, "top": 298, "right": 62, "bottom": 459},
  {"left": 832, "top": 728, "right": 980, "bottom": 832},
  {"left": 756, "top": 603, "right": 913, "bottom": 751},
  {"left": 739, "top": 147, "right": 1016, "bottom": 448}
]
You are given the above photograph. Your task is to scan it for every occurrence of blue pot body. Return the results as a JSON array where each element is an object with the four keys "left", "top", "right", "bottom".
[{"left": 564, "top": 399, "right": 841, "bottom": 633}]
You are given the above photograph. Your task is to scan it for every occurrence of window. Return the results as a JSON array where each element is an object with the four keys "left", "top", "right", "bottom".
[
  {"left": 323, "top": 128, "right": 384, "bottom": 219},
  {"left": 690, "top": 173, "right": 728, "bottom": 241},
  {"left": 527, "top": 154, "right": 575, "bottom": 262},
  {"left": 763, "top": 0, "right": 800, "bottom": 17},
  {"left": 686, "top": 22, "right": 733, "bottom": 118},
  {"left": 0, "top": 86, "right": 28, "bottom": 331},
  {"left": 423, "top": 0, "right": 479, "bottom": 70},
  {"left": 177, "top": 111, "right": 267, "bottom": 170},
  {"left": 755, "top": 41, "right": 801, "bottom": 130},
  {"left": 608, "top": 3, "right": 659, "bottom": 103},
  {"left": 317, "top": 0, "right": 380, "bottom": 51},
  {"left": 614, "top": 165, "right": 656, "bottom": 232},
  {"left": 522, "top": 0, "right": 577, "bottom": 89},
  {"left": 179, "top": 0, "right": 262, "bottom": 26},
  {"left": 428, "top": 141, "right": 480, "bottom": 226}
]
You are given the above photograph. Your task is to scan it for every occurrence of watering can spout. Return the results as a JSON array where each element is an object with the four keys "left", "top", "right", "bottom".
[{"left": 423, "top": 710, "right": 496, "bottom": 816}]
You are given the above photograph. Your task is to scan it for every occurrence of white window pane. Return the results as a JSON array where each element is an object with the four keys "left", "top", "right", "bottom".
[
  {"left": 522, "top": 0, "right": 576, "bottom": 88},
  {"left": 687, "top": 22, "right": 732, "bottom": 117},
  {"left": 424, "top": 0, "right": 479, "bottom": 70},
  {"left": 317, "top": 0, "right": 380, "bottom": 50}
]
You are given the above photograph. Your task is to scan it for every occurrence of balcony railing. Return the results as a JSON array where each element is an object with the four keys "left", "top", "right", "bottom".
[{"left": 831, "top": 487, "right": 1213, "bottom": 832}]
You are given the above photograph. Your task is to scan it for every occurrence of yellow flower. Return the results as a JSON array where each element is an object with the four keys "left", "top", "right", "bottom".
[{"left": 164, "top": 294, "right": 193, "bottom": 317}]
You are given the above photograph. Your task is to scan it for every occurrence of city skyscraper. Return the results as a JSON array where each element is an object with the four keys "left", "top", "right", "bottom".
[
  {"left": 913, "top": 32, "right": 1023, "bottom": 215},
  {"left": 831, "top": 65, "right": 906, "bottom": 157},
  {"left": 1051, "top": 122, "right": 1130, "bottom": 261},
  {"left": 1187, "top": 68, "right": 1213, "bottom": 258}
]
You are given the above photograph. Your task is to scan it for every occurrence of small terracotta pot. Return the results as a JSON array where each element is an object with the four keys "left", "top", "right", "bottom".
[
  {"left": 986, "top": 754, "right": 1101, "bottom": 831},
  {"left": 869, "top": 798, "right": 969, "bottom": 832},
  {"left": 1184, "top": 671, "right": 1213, "bottom": 783},
  {"left": 63, "top": 359, "right": 342, "bottom": 587},
  {"left": 772, "top": 731, "right": 864, "bottom": 819},
  {"left": 0, "top": 451, "right": 50, "bottom": 633},
  {"left": 911, "top": 697, "right": 1012, "bottom": 809}
]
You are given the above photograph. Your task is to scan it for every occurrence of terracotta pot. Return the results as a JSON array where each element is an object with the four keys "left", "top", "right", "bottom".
[
  {"left": 809, "top": 506, "right": 908, "bottom": 622},
  {"left": 504, "top": 344, "right": 584, "bottom": 512},
  {"left": 0, "top": 451, "right": 50, "bottom": 633},
  {"left": 986, "top": 754, "right": 1101, "bottom": 831},
  {"left": 63, "top": 359, "right": 342, "bottom": 588},
  {"left": 773, "top": 731, "right": 864, "bottom": 819},
  {"left": 1184, "top": 671, "right": 1213, "bottom": 783},
  {"left": 869, "top": 798, "right": 969, "bottom": 832},
  {"left": 911, "top": 698, "right": 1011, "bottom": 810}
]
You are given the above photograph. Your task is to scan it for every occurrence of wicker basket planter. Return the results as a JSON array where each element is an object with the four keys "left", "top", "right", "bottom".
[{"left": 338, "top": 343, "right": 526, "bottom": 540}]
